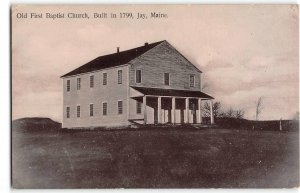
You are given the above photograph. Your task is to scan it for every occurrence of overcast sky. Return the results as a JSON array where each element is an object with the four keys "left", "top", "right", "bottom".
[{"left": 12, "top": 5, "right": 298, "bottom": 122}]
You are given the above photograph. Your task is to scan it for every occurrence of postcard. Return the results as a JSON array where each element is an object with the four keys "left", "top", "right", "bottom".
[{"left": 11, "top": 4, "right": 299, "bottom": 188}]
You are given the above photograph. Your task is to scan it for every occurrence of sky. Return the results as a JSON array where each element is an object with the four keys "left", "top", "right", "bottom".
[{"left": 12, "top": 5, "right": 299, "bottom": 122}]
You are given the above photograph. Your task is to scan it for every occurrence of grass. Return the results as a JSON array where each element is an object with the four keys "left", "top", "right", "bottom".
[{"left": 12, "top": 125, "right": 299, "bottom": 188}]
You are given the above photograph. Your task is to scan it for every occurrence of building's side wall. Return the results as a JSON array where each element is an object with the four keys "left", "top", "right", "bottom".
[
  {"left": 129, "top": 41, "right": 202, "bottom": 91},
  {"left": 128, "top": 41, "right": 202, "bottom": 122},
  {"left": 62, "top": 65, "right": 129, "bottom": 128},
  {"left": 128, "top": 97, "right": 155, "bottom": 124}
]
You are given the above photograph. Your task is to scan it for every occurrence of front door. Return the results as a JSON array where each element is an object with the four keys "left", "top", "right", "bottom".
[
  {"left": 154, "top": 108, "right": 158, "bottom": 124},
  {"left": 180, "top": 109, "right": 184, "bottom": 123},
  {"left": 192, "top": 104, "right": 197, "bottom": 124}
]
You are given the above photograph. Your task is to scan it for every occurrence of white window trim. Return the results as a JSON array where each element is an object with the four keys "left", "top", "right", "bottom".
[
  {"left": 76, "top": 105, "right": 81, "bottom": 118},
  {"left": 90, "top": 75, "right": 94, "bottom": 88},
  {"left": 118, "top": 100, "right": 123, "bottom": 114},
  {"left": 77, "top": 77, "right": 81, "bottom": 90},
  {"left": 66, "top": 79, "right": 70, "bottom": 92},
  {"left": 118, "top": 70, "right": 122, "bottom": 84},
  {"left": 190, "top": 74, "right": 195, "bottom": 88},
  {"left": 66, "top": 106, "right": 70, "bottom": 118},
  {"left": 102, "top": 102, "right": 108, "bottom": 116},
  {"left": 103, "top": 72, "right": 107, "bottom": 85},
  {"left": 164, "top": 72, "right": 170, "bottom": 86},
  {"left": 89, "top": 103, "right": 94, "bottom": 117},
  {"left": 135, "top": 69, "right": 142, "bottom": 84},
  {"left": 136, "top": 101, "right": 142, "bottom": 114}
]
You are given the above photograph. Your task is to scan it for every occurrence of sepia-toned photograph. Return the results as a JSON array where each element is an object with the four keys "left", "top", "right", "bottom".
[{"left": 11, "top": 4, "right": 299, "bottom": 188}]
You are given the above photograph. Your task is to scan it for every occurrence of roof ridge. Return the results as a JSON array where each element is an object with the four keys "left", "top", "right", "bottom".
[
  {"left": 95, "top": 40, "right": 165, "bottom": 58},
  {"left": 61, "top": 40, "right": 165, "bottom": 78}
]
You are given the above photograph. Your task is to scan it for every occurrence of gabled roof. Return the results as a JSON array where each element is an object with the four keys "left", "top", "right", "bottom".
[
  {"left": 61, "top": 40, "right": 164, "bottom": 78},
  {"left": 131, "top": 86, "right": 214, "bottom": 99}
]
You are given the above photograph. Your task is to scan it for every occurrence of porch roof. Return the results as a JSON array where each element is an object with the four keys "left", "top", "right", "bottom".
[{"left": 131, "top": 86, "right": 214, "bottom": 99}]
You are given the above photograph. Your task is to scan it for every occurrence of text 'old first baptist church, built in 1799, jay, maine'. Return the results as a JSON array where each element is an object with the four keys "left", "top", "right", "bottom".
[{"left": 60, "top": 40, "right": 214, "bottom": 129}]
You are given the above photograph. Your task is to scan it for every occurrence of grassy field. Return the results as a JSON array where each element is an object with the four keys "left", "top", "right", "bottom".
[{"left": 12, "top": 121, "right": 299, "bottom": 188}]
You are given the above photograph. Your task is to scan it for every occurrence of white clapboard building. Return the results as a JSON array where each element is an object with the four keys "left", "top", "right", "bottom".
[{"left": 61, "top": 40, "right": 214, "bottom": 128}]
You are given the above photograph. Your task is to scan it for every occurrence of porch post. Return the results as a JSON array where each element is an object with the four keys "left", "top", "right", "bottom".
[
  {"left": 143, "top": 95, "right": 147, "bottom": 125},
  {"left": 185, "top": 98, "right": 189, "bottom": 123},
  {"left": 198, "top": 98, "right": 202, "bottom": 124},
  {"left": 158, "top": 96, "right": 162, "bottom": 124},
  {"left": 210, "top": 100, "right": 214, "bottom": 124},
  {"left": 172, "top": 97, "right": 176, "bottom": 124}
]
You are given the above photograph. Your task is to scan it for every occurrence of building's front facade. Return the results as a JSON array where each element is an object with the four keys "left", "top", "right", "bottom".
[{"left": 61, "top": 40, "right": 214, "bottom": 128}]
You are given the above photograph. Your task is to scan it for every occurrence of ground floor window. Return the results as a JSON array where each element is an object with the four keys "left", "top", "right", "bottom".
[
  {"left": 103, "top": 102, "right": 107, "bottom": 116},
  {"left": 77, "top": 105, "right": 80, "bottom": 118},
  {"left": 66, "top": 107, "right": 70, "bottom": 118},
  {"left": 136, "top": 101, "right": 142, "bottom": 114},
  {"left": 118, "top": 101, "right": 123, "bottom": 114},
  {"left": 90, "top": 104, "right": 94, "bottom": 117}
]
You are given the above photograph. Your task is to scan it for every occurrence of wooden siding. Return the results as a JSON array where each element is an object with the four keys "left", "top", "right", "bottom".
[
  {"left": 62, "top": 41, "right": 205, "bottom": 127},
  {"left": 129, "top": 41, "right": 202, "bottom": 91},
  {"left": 62, "top": 65, "right": 129, "bottom": 128}
]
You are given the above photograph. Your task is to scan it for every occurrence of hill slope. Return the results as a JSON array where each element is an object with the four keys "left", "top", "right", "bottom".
[{"left": 12, "top": 117, "right": 61, "bottom": 131}]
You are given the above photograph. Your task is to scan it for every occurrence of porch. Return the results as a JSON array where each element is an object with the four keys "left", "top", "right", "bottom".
[{"left": 129, "top": 87, "right": 214, "bottom": 125}]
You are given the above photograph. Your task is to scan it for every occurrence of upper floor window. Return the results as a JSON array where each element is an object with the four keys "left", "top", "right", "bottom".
[
  {"left": 164, "top": 73, "right": 170, "bottom": 86},
  {"left": 66, "top": 106, "right": 70, "bottom": 118},
  {"left": 190, "top": 75, "right": 195, "bottom": 87},
  {"left": 118, "top": 101, "right": 123, "bottom": 114},
  {"left": 103, "top": 73, "right": 107, "bottom": 85},
  {"left": 103, "top": 102, "right": 107, "bottom": 116},
  {"left": 77, "top": 105, "right": 81, "bottom": 118},
  {"left": 77, "top": 78, "right": 81, "bottom": 90},
  {"left": 66, "top": 80, "right": 70, "bottom": 92},
  {"left": 90, "top": 75, "right": 94, "bottom": 88},
  {"left": 136, "top": 101, "right": 142, "bottom": 114},
  {"left": 136, "top": 69, "right": 142, "bottom": 83},
  {"left": 118, "top": 70, "right": 122, "bottom": 84},
  {"left": 90, "top": 104, "right": 94, "bottom": 117}
]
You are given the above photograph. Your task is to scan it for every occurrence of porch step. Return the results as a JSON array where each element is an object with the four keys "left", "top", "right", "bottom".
[
  {"left": 128, "top": 118, "right": 144, "bottom": 126},
  {"left": 129, "top": 123, "right": 214, "bottom": 129}
]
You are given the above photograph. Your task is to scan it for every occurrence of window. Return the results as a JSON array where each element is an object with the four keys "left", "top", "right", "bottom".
[
  {"left": 77, "top": 78, "right": 81, "bottom": 90},
  {"left": 164, "top": 73, "right": 170, "bottom": 86},
  {"left": 90, "top": 104, "right": 94, "bottom": 117},
  {"left": 66, "top": 80, "right": 70, "bottom": 92},
  {"left": 136, "top": 69, "right": 142, "bottom": 83},
  {"left": 118, "top": 70, "right": 122, "bottom": 84},
  {"left": 136, "top": 101, "right": 142, "bottom": 114},
  {"left": 103, "top": 102, "right": 107, "bottom": 116},
  {"left": 77, "top": 105, "right": 80, "bottom": 118},
  {"left": 66, "top": 107, "right": 70, "bottom": 118},
  {"left": 118, "top": 101, "right": 123, "bottom": 114},
  {"left": 103, "top": 73, "right": 107, "bottom": 85},
  {"left": 90, "top": 75, "right": 94, "bottom": 88},
  {"left": 190, "top": 75, "right": 195, "bottom": 87}
]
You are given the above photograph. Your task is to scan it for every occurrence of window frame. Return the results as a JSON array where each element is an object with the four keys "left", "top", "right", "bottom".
[
  {"left": 76, "top": 105, "right": 81, "bottom": 118},
  {"left": 118, "top": 70, "right": 122, "bottom": 84},
  {"left": 103, "top": 72, "right": 107, "bottom": 85},
  {"left": 118, "top": 100, "right": 123, "bottom": 114},
  {"left": 136, "top": 101, "right": 142, "bottom": 114},
  {"left": 77, "top": 77, "right": 81, "bottom": 90},
  {"left": 90, "top": 75, "right": 94, "bottom": 88},
  {"left": 164, "top": 73, "right": 170, "bottom": 86},
  {"left": 190, "top": 74, "right": 195, "bottom": 88},
  {"left": 102, "top": 102, "right": 108, "bottom": 116},
  {"left": 66, "top": 79, "right": 70, "bottom": 92},
  {"left": 90, "top": 103, "right": 94, "bottom": 117},
  {"left": 135, "top": 69, "right": 142, "bottom": 84},
  {"left": 66, "top": 106, "right": 70, "bottom": 118}
]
